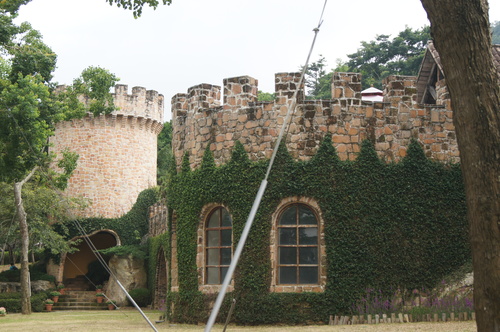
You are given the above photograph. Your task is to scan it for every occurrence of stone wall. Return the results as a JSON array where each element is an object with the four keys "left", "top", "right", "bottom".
[
  {"left": 149, "top": 202, "right": 168, "bottom": 237},
  {"left": 50, "top": 85, "right": 164, "bottom": 218},
  {"left": 172, "top": 72, "right": 459, "bottom": 169}
]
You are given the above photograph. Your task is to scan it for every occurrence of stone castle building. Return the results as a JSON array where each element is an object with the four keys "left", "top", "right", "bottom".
[
  {"left": 50, "top": 85, "right": 164, "bottom": 218},
  {"left": 160, "top": 43, "right": 499, "bottom": 307},
  {"left": 47, "top": 85, "right": 163, "bottom": 296},
  {"left": 171, "top": 45, "right": 462, "bottom": 170}
]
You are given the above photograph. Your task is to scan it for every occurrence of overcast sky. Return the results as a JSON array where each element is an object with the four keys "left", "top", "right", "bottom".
[{"left": 16, "top": 0, "right": 500, "bottom": 122}]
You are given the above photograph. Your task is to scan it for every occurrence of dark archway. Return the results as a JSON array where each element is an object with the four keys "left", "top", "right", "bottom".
[
  {"left": 154, "top": 247, "right": 168, "bottom": 310},
  {"left": 62, "top": 230, "right": 119, "bottom": 290}
]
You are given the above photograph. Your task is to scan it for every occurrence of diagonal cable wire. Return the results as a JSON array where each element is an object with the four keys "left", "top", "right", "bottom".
[
  {"left": 6, "top": 85, "right": 158, "bottom": 331},
  {"left": 65, "top": 255, "right": 123, "bottom": 312},
  {"left": 204, "top": 1, "right": 328, "bottom": 331}
]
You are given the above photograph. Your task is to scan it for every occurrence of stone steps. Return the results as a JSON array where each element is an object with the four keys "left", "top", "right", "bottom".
[{"left": 52, "top": 291, "right": 109, "bottom": 311}]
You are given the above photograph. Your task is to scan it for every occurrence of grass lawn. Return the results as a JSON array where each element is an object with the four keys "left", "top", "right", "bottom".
[{"left": 0, "top": 310, "right": 477, "bottom": 332}]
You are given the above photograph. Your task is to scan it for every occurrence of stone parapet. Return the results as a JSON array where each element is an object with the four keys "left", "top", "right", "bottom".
[
  {"left": 112, "top": 85, "right": 164, "bottom": 123},
  {"left": 172, "top": 72, "right": 459, "bottom": 170},
  {"left": 50, "top": 84, "right": 163, "bottom": 218}
]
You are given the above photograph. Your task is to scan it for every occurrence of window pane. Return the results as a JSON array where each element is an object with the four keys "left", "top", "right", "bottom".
[
  {"left": 299, "top": 247, "right": 318, "bottom": 264},
  {"left": 208, "top": 209, "right": 220, "bottom": 228},
  {"left": 221, "top": 267, "right": 228, "bottom": 281},
  {"left": 207, "top": 267, "right": 220, "bottom": 284},
  {"left": 221, "top": 229, "right": 232, "bottom": 246},
  {"left": 298, "top": 205, "right": 316, "bottom": 225},
  {"left": 299, "top": 267, "right": 318, "bottom": 284},
  {"left": 207, "top": 248, "right": 219, "bottom": 265},
  {"left": 299, "top": 227, "right": 318, "bottom": 245},
  {"left": 221, "top": 209, "right": 232, "bottom": 227},
  {"left": 279, "top": 228, "right": 296, "bottom": 245},
  {"left": 279, "top": 266, "right": 297, "bottom": 284},
  {"left": 221, "top": 248, "right": 231, "bottom": 265},
  {"left": 279, "top": 247, "right": 296, "bottom": 264},
  {"left": 207, "top": 230, "right": 219, "bottom": 247},
  {"left": 279, "top": 206, "right": 296, "bottom": 225}
]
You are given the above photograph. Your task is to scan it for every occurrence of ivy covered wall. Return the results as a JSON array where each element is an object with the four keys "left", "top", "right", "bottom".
[
  {"left": 161, "top": 135, "right": 469, "bottom": 324},
  {"left": 58, "top": 188, "right": 159, "bottom": 246}
]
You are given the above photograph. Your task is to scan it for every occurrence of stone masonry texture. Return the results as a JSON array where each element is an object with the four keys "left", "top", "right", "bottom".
[
  {"left": 50, "top": 85, "right": 164, "bottom": 218},
  {"left": 171, "top": 72, "right": 459, "bottom": 170}
]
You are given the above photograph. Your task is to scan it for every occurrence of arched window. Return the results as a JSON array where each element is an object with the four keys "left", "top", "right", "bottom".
[
  {"left": 205, "top": 207, "right": 232, "bottom": 284},
  {"left": 278, "top": 204, "right": 318, "bottom": 284}
]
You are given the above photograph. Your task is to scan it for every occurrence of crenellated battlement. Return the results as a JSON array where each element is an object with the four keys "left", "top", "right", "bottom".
[
  {"left": 112, "top": 84, "right": 164, "bottom": 123},
  {"left": 172, "top": 72, "right": 459, "bottom": 170},
  {"left": 50, "top": 84, "right": 163, "bottom": 218}
]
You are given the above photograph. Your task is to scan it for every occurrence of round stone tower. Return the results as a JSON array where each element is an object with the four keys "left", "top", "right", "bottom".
[{"left": 50, "top": 84, "right": 164, "bottom": 218}]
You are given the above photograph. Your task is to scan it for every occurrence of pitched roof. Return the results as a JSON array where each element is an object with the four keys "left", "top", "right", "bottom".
[{"left": 417, "top": 41, "right": 500, "bottom": 104}]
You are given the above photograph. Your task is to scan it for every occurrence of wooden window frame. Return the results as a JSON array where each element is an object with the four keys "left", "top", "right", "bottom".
[
  {"left": 277, "top": 204, "right": 319, "bottom": 285},
  {"left": 205, "top": 207, "right": 232, "bottom": 285}
]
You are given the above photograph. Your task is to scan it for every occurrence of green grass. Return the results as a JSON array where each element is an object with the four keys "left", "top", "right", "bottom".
[{"left": 0, "top": 310, "right": 477, "bottom": 332}]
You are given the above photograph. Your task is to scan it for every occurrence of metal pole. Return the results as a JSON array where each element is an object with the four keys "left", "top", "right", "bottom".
[
  {"left": 116, "top": 280, "right": 159, "bottom": 332},
  {"left": 204, "top": 180, "right": 268, "bottom": 332},
  {"left": 222, "top": 298, "right": 237, "bottom": 332}
]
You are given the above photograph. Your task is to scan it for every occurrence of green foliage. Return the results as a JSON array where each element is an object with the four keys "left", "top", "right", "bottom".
[
  {"left": 58, "top": 187, "right": 158, "bottom": 246},
  {"left": 165, "top": 136, "right": 469, "bottom": 324},
  {"left": 302, "top": 55, "right": 332, "bottom": 99},
  {"left": 0, "top": 73, "right": 53, "bottom": 180},
  {"left": 0, "top": 292, "right": 47, "bottom": 312},
  {"left": 99, "top": 244, "right": 148, "bottom": 259},
  {"left": 71, "top": 66, "right": 119, "bottom": 116},
  {"left": 0, "top": 0, "right": 171, "bottom": 18},
  {"left": 106, "top": 0, "right": 172, "bottom": 18},
  {"left": 346, "top": 26, "right": 430, "bottom": 89},
  {"left": 148, "top": 232, "right": 170, "bottom": 294},
  {"left": 0, "top": 176, "right": 87, "bottom": 257},
  {"left": 9, "top": 23, "right": 56, "bottom": 84},
  {"left": 0, "top": 0, "right": 32, "bottom": 14},
  {"left": 0, "top": 265, "right": 55, "bottom": 283},
  {"left": 128, "top": 288, "right": 151, "bottom": 307},
  {"left": 157, "top": 121, "right": 173, "bottom": 184},
  {"left": 257, "top": 91, "right": 275, "bottom": 102}
]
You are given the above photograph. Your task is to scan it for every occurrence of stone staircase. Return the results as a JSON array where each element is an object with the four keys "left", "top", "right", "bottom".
[
  {"left": 52, "top": 291, "right": 108, "bottom": 311},
  {"left": 64, "top": 275, "right": 92, "bottom": 291}
]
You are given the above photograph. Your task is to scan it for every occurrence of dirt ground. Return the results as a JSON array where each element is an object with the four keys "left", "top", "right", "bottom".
[{"left": 0, "top": 311, "right": 477, "bottom": 332}]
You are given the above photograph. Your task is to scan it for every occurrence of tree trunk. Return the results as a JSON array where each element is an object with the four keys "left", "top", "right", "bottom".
[
  {"left": 419, "top": 1, "right": 500, "bottom": 331},
  {"left": 14, "top": 167, "right": 38, "bottom": 315}
]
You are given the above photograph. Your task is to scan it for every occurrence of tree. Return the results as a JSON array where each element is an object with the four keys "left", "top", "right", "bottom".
[
  {"left": 300, "top": 55, "right": 334, "bottom": 100},
  {"left": 157, "top": 120, "right": 173, "bottom": 184},
  {"left": 419, "top": 0, "right": 500, "bottom": 330},
  {"left": 257, "top": 90, "right": 275, "bottom": 102},
  {"left": 346, "top": 26, "right": 430, "bottom": 89},
  {"left": 1, "top": 0, "right": 171, "bottom": 18},
  {"left": 0, "top": 8, "right": 119, "bottom": 314}
]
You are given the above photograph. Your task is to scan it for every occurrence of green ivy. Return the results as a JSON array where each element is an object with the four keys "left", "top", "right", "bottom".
[
  {"left": 162, "top": 136, "right": 469, "bottom": 324},
  {"left": 58, "top": 187, "right": 159, "bottom": 245}
]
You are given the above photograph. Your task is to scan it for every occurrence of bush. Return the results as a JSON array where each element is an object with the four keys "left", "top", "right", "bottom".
[
  {"left": 0, "top": 269, "right": 20, "bottom": 282},
  {"left": 0, "top": 292, "right": 48, "bottom": 312},
  {"left": 128, "top": 288, "right": 151, "bottom": 307},
  {"left": 0, "top": 266, "right": 55, "bottom": 283}
]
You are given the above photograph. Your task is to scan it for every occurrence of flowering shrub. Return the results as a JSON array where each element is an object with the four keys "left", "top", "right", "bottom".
[
  {"left": 0, "top": 307, "right": 6, "bottom": 315},
  {"left": 352, "top": 283, "right": 474, "bottom": 320}
]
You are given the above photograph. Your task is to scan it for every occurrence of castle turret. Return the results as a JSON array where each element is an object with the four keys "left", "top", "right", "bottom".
[{"left": 50, "top": 85, "right": 164, "bottom": 218}]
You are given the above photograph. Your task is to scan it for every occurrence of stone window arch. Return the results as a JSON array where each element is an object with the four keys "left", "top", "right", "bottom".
[
  {"left": 270, "top": 197, "right": 326, "bottom": 293},
  {"left": 197, "top": 204, "right": 233, "bottom": 293}
]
